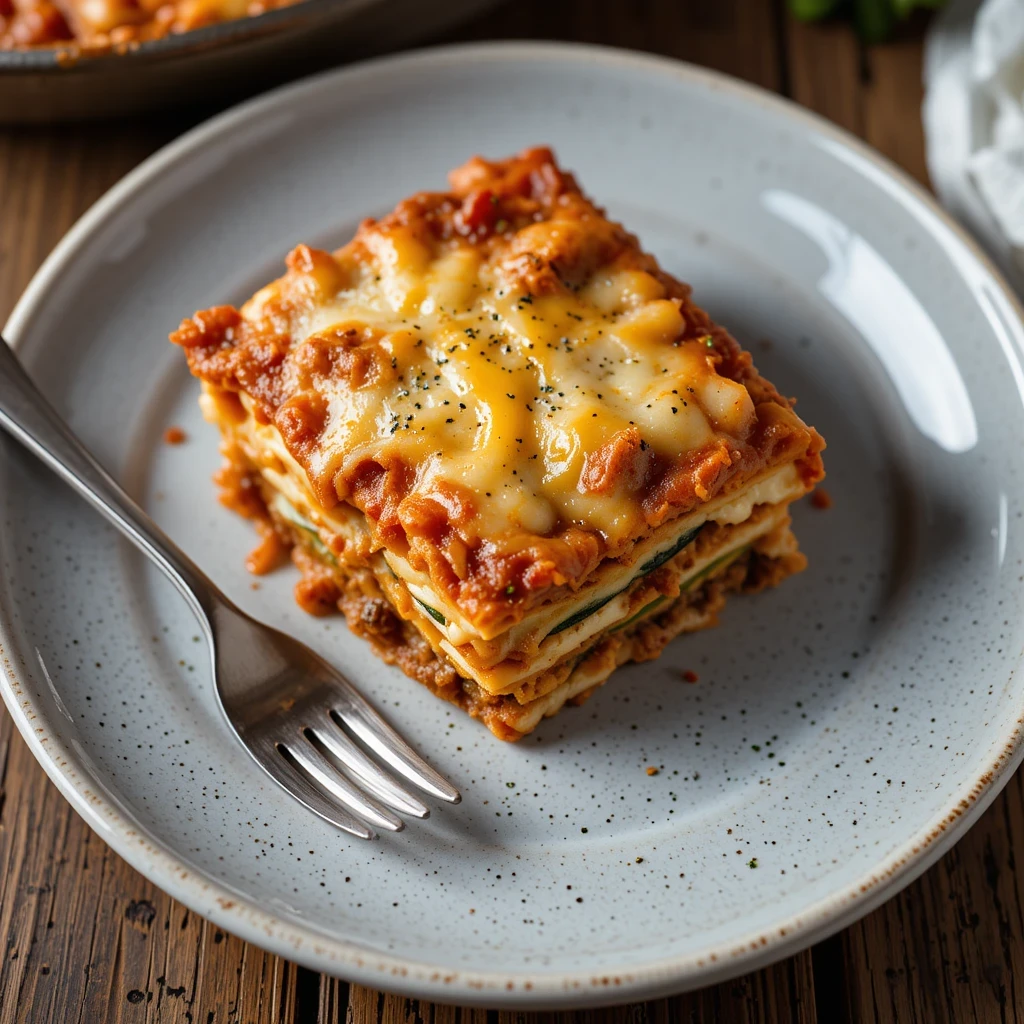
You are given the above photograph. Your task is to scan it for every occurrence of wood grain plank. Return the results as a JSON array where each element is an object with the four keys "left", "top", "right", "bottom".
[
  {"left": 784, "top": 14, "right": 863, "bottom": 136},
  {"left": 860, "top": 27, "right": 929, "bottom": 187},
  {"left": 0, "top": 123, "right": 188, "bottom": 324},
  {"left": 345, "top": 985, "right": 489, "bottom": 1024},
  {"left": 321, "top": 976, "right": 350, "bottom": 1022},
  {"left": 787, "top": 12, "right": 927, "bottom": 187},
  {"left": 452, "top": 0, "right": 784, "bottom": 89}
]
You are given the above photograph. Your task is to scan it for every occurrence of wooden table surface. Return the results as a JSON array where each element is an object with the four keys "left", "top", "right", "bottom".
[{"left": 0, "top": 1, "right": 1018, "bottom": 1021}]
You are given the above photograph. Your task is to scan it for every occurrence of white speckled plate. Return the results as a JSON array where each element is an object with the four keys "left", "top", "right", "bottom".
[{"left": 3, "top": 42, "right": 1024, "bottom": 1008}]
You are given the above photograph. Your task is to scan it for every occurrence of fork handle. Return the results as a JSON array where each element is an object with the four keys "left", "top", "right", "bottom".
[{"left": 0, "top": 335, "right": 221, "bottom": 628}]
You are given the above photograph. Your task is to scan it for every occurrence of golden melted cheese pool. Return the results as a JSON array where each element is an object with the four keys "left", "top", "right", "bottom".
[{"left": 251, "top": 255, "right": 756, "bottom": 546}]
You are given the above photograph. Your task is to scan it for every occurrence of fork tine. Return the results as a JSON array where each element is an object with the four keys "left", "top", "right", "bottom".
[
  {"left": 254, "top": 739, "right": 376, "bottom": 840},
  {"left": 310, "top": 715, "right": 430, "bottom": 819},
  {"left": 284, "top": 737, "right": 405, "bottom": 833},
  {"left": 331, "top": 684, "right": 462, "bottom": 804}
]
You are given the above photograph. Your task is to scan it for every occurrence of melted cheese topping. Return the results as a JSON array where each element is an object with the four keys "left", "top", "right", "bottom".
[
  {"left": 246, "top": 247, "right": 754, "bottom": 547},
  {"left": 174, "top": 148, "right": 824, "bottom": 626}
]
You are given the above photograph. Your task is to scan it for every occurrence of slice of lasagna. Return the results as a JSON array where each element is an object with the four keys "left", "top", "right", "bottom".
[{"left": 170, "top": 147, "right": 825, "bottom": 741}]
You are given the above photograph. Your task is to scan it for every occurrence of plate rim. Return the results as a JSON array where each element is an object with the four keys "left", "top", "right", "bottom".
[{"left": 3, "top": 39, "right": 1024, "bottom": 1008}]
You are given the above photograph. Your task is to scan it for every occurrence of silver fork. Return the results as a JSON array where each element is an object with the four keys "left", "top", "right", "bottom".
[{"left": 0, "top": 336, "right": 460, "bottom": 839}]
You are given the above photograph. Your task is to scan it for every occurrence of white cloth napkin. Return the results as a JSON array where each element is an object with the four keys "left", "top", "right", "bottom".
[{"left": 924, "top": 0, "right": 1024, "bottom": 284}]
